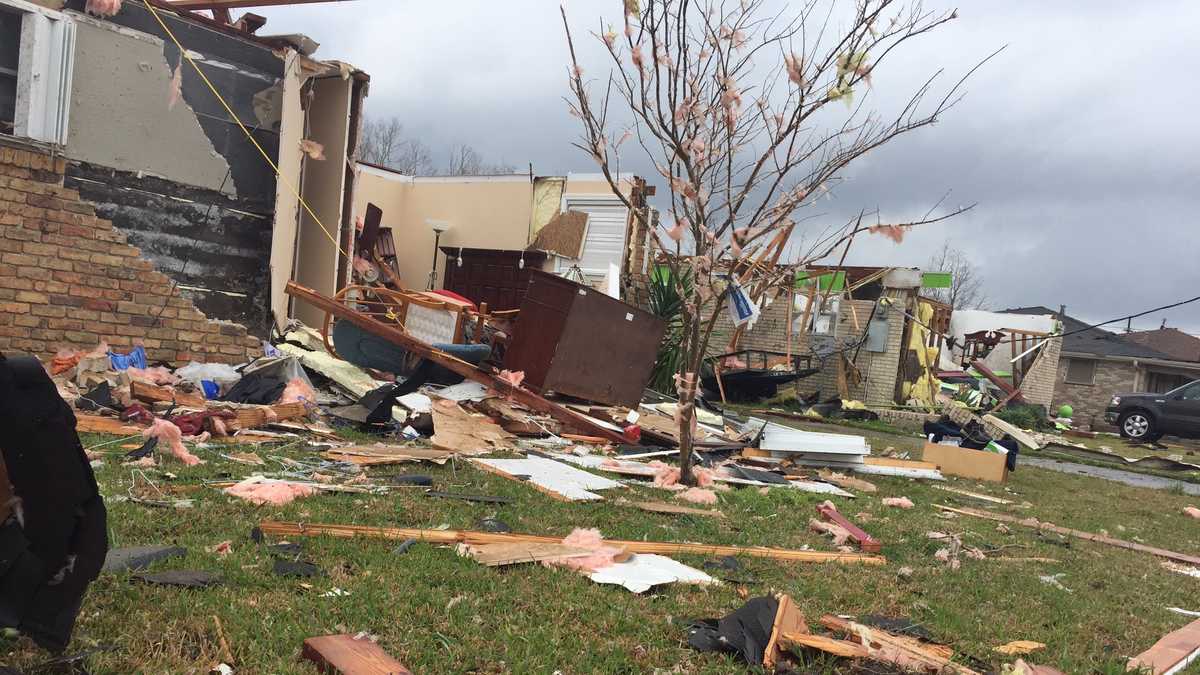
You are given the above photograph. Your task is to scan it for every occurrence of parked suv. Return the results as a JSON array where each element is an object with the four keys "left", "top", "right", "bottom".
[{"left": 1104, "top": 379, "right": 1200, "bottom": 441}]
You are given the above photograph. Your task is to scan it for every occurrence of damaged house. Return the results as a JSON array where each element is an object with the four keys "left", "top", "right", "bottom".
[{"left": 0, "top": 0, "right": 367, "bottom": 362}]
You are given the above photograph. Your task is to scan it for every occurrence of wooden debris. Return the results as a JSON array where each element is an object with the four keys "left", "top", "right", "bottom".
[
  {"left": 935, "top": 505, "right": 1200, "bottom": 566},
  {"left": 225, "top": 452, "right": 264, "bottom": 466},
  {"left": 816, "top": 503, "right": 882, "bottom": 553},
  {"left": 431, "top": 399, "right": 518, "bottom": 455},
  {"left": 631, "top": 501, "right": 725, "bottom": 518},
  {"left": 130, "top": 380, "right": 207, "bottom": 408},
  {"left": 300, "top": 634, "right": 412, "bottom": 674},
  {"left": 994, "top": 640, "right": 1045, "bottom": 656},
  {"left": 764, "top": 594, "right": 807, "bottom": 670},
  {"left": 286, "top": 281, "right": 629, "bottom": 444},
  {"left": 323, "top": 445, "right": 453, "bottom": 466},
  {"left": 922, "top": 442, "right": 1008, "bottom": 482},
  {"left": 1127, "top": 617, "right": 1200, "bottom": 675},
  {"left": 258, "top": 521, "right": 888, "bottom": 565},
  {"left": 460, "top": 542, "right": 594, "bottom": 567},
  {"left": 820, "top": 614, "right": 977, "bottom": 674},
  {"left": 862, "top": 456, "right": 938, "bottom": 470},
  {"left": 817, "top": 469, "right": 877, "bottom": 493},
  {"left": 228, "top": 402, "right": 309, "bottom": 430},
  {"left": 75, "top": 414, "right": 145, "bottom": 435},
  {"left": 981, "top": 413, "right": 1042, "bottom": 450},
  {"left": 781, "top": 632, "right": 870, "bottom": 659},
  {"left": 933, "top": 485, "right": 1013, "bottom": 505},
  {"left": 212, "top": 615, "right": 234, "bottom": 666}
]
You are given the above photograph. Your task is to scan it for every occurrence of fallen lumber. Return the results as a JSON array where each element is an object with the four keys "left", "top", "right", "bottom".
[
  {"left": 75, "top": 414, "right": 144, "bottom": 435},
  {"left": 780, "top": 632, "right": 869, "bottom": 659},
  {"left": 631, "top": 501, "right": 725, "bottom": 518},
  {"left": 934, "top": 505, "right": 1200, "bottom": 566},
  {"left": 971, "top": 360, "right": 1024, "bottom": 404},
  {"left": 460, "top": 542, "right": 594, "bottom": 567},
  {"left": 322, "top": 446, "right": 453, "bottom": 466},
  {"left": 258, "top": 521, "right": 887, "bottom": 565},
  {"left": 301, "top": 634, "right": 412, "bottom": 674},
  {"left": 932, "top": 485, "right": 1013, "bottom": 505},
  {"left": 764, "top": 594, "right": 807, "bottom": 670},
  {"left": 286, "top": 281, "right": 628, "bottom": 445},
  {"left": 816, "top": 503, "right": 881, "bottom": 553},
  {"left": 129, "top": 380, "right": 207, "bottom": 408},
  {"left": 229, "top": 402, "right": 310, "bottom": 429},
  {"left": 820, "top": 614, "right": 977, "bottom": 674},
  {"left": 1127, "top": 617, "right": 1200, "bottom": 675}
]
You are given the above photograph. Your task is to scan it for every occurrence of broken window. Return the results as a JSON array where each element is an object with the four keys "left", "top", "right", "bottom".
[
  {"left": 0, "top": 8, "right": 18, "bottom": 135},
  {"left": 1064, "top": 358, "right": 1097, "bottom": 385},
  {"left": 0, "top": 1, "right": 74, "bottom": 144}
]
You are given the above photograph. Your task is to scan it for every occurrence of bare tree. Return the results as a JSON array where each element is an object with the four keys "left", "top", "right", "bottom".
[
  {"left": 358, "top": 116, "right": 436, "bottom": 175},
  {"left": 925, "top": 242, "right": 988, "bottom": 310},
  {"left": 446, "top": 143, "right": 517, "bottom": 175},
  {"left": 562, "top": 0, "right": 989, "bottom": 484}
]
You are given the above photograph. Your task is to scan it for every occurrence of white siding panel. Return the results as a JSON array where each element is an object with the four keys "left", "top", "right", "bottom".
[{"left": 563, "top": 196, "right": 628, "bottom": 281}]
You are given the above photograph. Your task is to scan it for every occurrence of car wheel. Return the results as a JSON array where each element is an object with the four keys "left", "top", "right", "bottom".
[{"left": 1119, "top": 411, "right": 1155, "bottom": 440}]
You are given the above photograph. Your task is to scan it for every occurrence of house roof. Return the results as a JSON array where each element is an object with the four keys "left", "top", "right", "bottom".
[
  {"left": 1124, "top": 328, "right": 1200, "bottom": 363},
  {"left": 1001, "top": 306, "right": 1177, "bottom": 360}
]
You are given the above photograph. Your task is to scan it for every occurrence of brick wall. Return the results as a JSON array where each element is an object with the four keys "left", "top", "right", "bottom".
[
  {"left": 0, "top": 138, "right": 261, "bottom": 364},
  {"left": 707, "top": 289, "right": 910, "bottom": 406},
  {"left": 1051, "top": 357, "right": 1135, "bottom": 430},
  {"left": 1018, "top": 333, "right": 1061, "bottom": 410}
]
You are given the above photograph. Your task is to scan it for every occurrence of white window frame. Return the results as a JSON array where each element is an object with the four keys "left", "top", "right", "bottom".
[{"left": 1, "top": 0, "right": 73, "bottom": 145}]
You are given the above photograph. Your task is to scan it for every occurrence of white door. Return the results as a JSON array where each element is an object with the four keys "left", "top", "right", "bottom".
[{"left": 561, "top": 196, "right": 629, "bottom": 283}]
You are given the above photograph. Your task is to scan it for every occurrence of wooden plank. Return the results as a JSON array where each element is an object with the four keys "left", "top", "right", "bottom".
[
  {"left": 764, "top": 594, "right": 807, "bottom": 670},
  {"left": 971, "top": 360, "right": 1025, "bottom": 403},
  {"left": 75, "top": 414, "right": 145, "bottom": 435},
  {"left": 932, "top": 485, "right": 1013, "bottom": 505},
  {"left": 258, "top": 521, "right": 888, "bottom": 565},
  {"left": 286, "top": 281, "right": 628, "bottom": 445},
  {"left": 817, "top": 469, "right": 877, "bottom": 493},
  {"left": 934, "top": 505, "right": 1200, "bottom": 567},
  {"left": 816, "top": 503, "right": 882, "bottom": 553},
  {"left": 230, "top": 402, "right": 310, "bottom": 429},
  {"left": 820, "top": 615, "right": 976, "bottom": 674},
  {"left": 779, "top": 632, "right": 869, "bottom": 659},
  {"left": 464, "top": 542, "right": 594, "bottom": 567},
  {"left": 631, "top": 501, "right": 725, "bottom": 518},
  {"left": 862, "top": 456, "right": 938, "bottom": 470},
  {"left": 1127, "top": 618, "right": 1200, "bottom": 675},
  {"left": 130, "top": 380, "right": 207, "bottom": 408},
  {"left": 300, "top": 634, "right": 411, "bottom": 675},
  {"left": 322, "top": 446, "right": 453, "bottom": 466},
  {"left": 922, "top": 441, "right": 1008, "bottom": 482}
]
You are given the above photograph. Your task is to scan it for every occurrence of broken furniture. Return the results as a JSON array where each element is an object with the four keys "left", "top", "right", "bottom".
[
  {"left": 440, "top": 247, "right": 550, "bottom": 311},
  {"left": 701, "top": 349, "right": 818, "bottom": 401},
  {"left": 321, "top": 285, "right": 474, "bottom": 358},
  {"left": 922, "top": 441, "right": 1009, "bottom": 482},
  {"left": 502, "top": 270, "right": 666, "bottom": 407}
]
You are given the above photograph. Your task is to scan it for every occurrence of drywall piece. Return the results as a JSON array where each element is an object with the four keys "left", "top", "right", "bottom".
[
  {"left": 427, "top": 381, "right": 490, "bottom": 403},
  {"left": 294, "top": 75, "right": 352, "bottom": 328},
  {"left": 396, "top": 392, "right": 432, "bottom": 414},
  {"left": 66, "top": 20, "right": 231, "bottom": 192},
  {"left": 587, "top": 553, "right": 716, "bottom": 593},
  {"left": 471, "top": 456, "right": 622, "bottom": 501},
  {"left": 1127, "top": 618, "right": 1200, "bottom": 675},
  {"left": 923, "top": 442, "right": 1008, "bottom": 482},
  {"left": 269, "top": 48, "right": 305, "bottom": 332}
]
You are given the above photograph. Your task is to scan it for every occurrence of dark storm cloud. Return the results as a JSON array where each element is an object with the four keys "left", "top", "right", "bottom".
[{"left": 254, "top": 0, "right": 1200, "bottom": 332}]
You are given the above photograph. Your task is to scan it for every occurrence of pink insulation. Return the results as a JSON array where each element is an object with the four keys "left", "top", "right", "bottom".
[
  {"left": 648, "top": 461, "right": 715, "bottom": 488},
  {"left": 127, "top": 366, "right": 178, "bottom": 386},
  {"left": 85, "top": 0, "right": 122, "bottom": 18},
  {"left": 882, "top": 496, "right": 914, "bottom": 509},
  {"left": 810, "top": 519, "right": 852, "bottom": 546},
  {"left": 279, "top": 378, "right": 317, "bottom": 405},
  {"left": 677, "top": 487, "right": 718, "bottom": 505},
  {"left": 142, "top": 418, "right": 203, "bottom": 466},
  {"left": 1184, "top": 506, "right": 1200, "bottom": 520},
  {"left": 542, "top": 527, "right": 624, "bottom": 573},
  {"left": 224, "top": 478, "right": 318, "bottom": 506}
]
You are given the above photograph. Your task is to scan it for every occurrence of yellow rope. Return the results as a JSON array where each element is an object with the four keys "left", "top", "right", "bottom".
[{"left": 141, "top": 0, "right": 351, "bottom": 259}]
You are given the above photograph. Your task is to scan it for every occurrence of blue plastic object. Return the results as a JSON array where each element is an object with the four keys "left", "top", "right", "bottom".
[
  {"left": 200, "top": 380, "right": 220, "bottom": 400},
  {"left": 108, "top": 345, "right": 148, "bottom": 371}
]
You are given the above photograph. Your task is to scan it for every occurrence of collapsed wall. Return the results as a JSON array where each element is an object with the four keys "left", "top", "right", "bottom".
[{"left": 0, "top": 138, "right": 261, "bottom": 364}]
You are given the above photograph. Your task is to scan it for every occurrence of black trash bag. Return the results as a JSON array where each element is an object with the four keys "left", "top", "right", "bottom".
[
  {"left": 0, "top": 354, "right": 108, "bottom": 653},
  {"left": 687, "top": 596, "right": 778, "bottom": 665},
  {"left": 221, "top": 372, "right": 286, "bottom": 405}
]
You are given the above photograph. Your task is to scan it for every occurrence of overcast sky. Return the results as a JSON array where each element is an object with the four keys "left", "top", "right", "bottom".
[{"left": 252, "top": 0, "right": 1200, "bottom": 333}]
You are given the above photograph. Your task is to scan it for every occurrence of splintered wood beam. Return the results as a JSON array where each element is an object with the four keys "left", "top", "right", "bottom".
[
  {"left": 934, "top": 504, "right": 1200, "bottom": 567},
  {"left": 258, "top": 520, "right": 888, "bottom": 565},
  {"left": 168, "top": 0, "right": 354, "bottom": 9},
  {"left": 285, "top": 281, "right": 628, "bottom": 445},
  {"left": 301, "top": 634, "right": 412, "bottom": 674}
]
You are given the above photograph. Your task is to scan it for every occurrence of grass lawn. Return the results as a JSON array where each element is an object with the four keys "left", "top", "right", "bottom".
[{"left": 3, "top": 417, "right": 1200, "bottom": 674}]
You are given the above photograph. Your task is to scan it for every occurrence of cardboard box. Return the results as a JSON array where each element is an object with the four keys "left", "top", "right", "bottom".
[{"left": 921, "top": 441, "right": 1009, "bottom": 482}]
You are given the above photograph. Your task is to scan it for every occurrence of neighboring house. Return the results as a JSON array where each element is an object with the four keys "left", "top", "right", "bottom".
[
  {"left": 1003, "top": 307, "right": 1200, "bottom": 429},
  {"left": 1124, "top": 326, "right": 1200, "bottom": 366},
  {"left": 0, "top": 0, "right": 368, "bottom": 361},
  {"left": 352, "top": 164, "right": 654, "bottom": 296}
]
